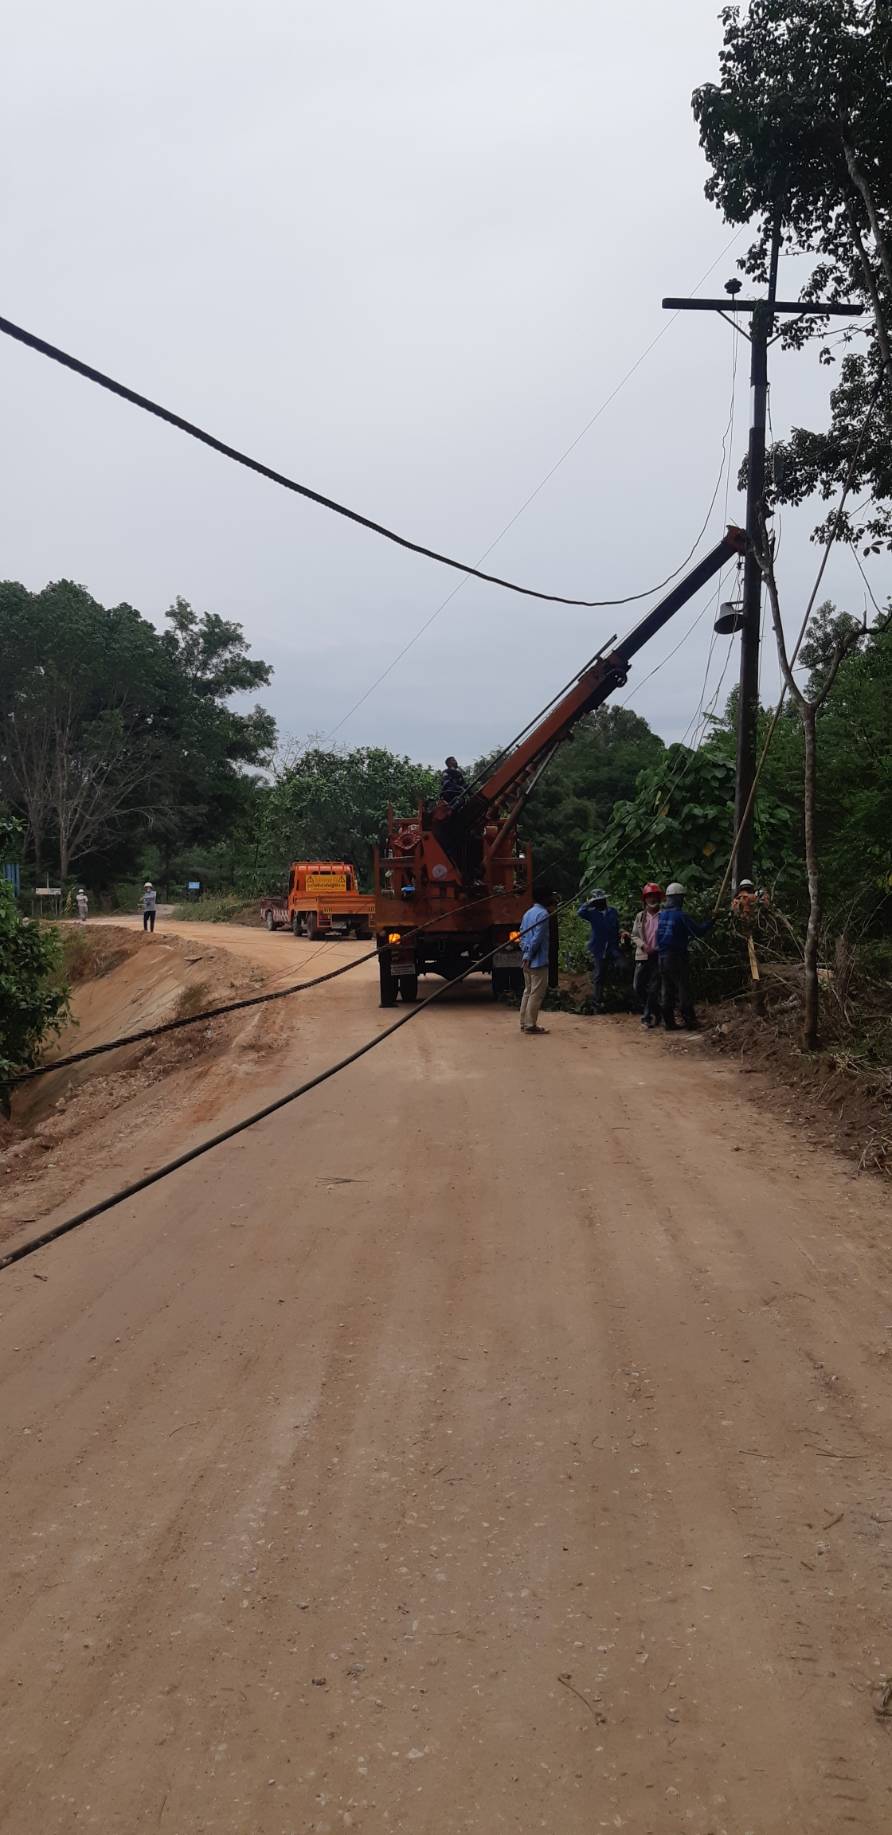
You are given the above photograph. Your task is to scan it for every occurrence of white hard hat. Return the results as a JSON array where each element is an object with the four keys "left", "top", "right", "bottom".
[
  {"left": 144, "top": 881, "right": 153, "bottom": 888},
  {"left": 590, "top": 887, "right": 608, "bottom": 902},
  {"left": 666, "top": 882, "right": 685, "bottom": 897}
]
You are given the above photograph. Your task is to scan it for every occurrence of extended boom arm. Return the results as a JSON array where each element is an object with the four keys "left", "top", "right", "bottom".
[{"left": 473, "top": 526, "right": 746, "bottom": 818}]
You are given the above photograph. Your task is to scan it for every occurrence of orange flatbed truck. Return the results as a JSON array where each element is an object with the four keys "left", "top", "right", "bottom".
[{"left": 260, "top": 861, "right": 375, "bottom": 939}]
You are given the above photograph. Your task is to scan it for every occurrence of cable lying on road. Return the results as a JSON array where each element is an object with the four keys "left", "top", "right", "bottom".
[
  {"left": 6, "top": 872, "right": 560, "bottom": 1087},
  {"left": 5, "top": 945, "right": 380, "bottom": 1085},
  {"left": 0, "top": 914, "right": 570, "bottom": 1275}
]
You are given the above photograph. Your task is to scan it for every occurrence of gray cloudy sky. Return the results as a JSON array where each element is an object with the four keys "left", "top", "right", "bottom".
[{"left": 1, "top": 1, "right": 877, "bottom": 765}]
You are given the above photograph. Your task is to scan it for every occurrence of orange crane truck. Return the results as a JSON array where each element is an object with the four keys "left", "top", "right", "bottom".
[
  {"left": 260, "top": 861, "right": 375, "bottom": 939},
  {"left": 374, "top": 527, "right": 746, "bottom": 1005}
]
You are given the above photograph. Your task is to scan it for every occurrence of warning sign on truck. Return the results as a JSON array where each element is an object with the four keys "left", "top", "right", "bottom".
[{"left": 306, "top": 872, "right": 347, "bottom": 893}]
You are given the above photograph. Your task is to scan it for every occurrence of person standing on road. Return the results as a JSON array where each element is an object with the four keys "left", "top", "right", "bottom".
[
  {"left": 657, "top": 882, "right": 713, "bottom": 1030},
  {"left": 518, "top": 887, "right": 553, "bottom": 1036},
  {"left": 142, "top": 881, "right": 157, "bottom": 933},
  {"left": 631, "top": 882, "right": 663, "bottom": 1028},
  {"left": 576, "top": 888, "right": 623, "bottom": 1014},
  {"left": 75, "top": 886, "right": 89, "bottom": 924}
]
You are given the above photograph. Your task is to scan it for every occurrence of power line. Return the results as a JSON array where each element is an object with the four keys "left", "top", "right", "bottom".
[
  {"left": 0, "top": 269, "right": 737, "bottom": 615},
  {"left": 2, "top": 627, "right": 736, "bottom": 1275},
  {"left": 322, "top": 227, "right": 746, "bottom": 739}
]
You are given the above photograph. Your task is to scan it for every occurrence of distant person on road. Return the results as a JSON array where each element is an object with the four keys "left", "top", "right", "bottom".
[
  {"left": 142, "top": 881, "right": 157, "bottom": 933},
  {"left": 75, "top": 886, "right": 89, "bottom": 924},
  {"left": 631, "top": 882, "right": 663, "bottom": 1028},
  {"left": 577, "top": 887, "right": 623, "bottom": 1014},
  {"left": 518, "top": 886, "right": 554, "bottom": 1036},
  {"left": 440, "top": 756, "right": 467, "bottom": 807},
  {"left": 657, "top": 882, "right": 713, "bottom": 1030}
]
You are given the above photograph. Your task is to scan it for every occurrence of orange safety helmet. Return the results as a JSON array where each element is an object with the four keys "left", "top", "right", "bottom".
[{"left": 642, "top": 882, "right": 663, "bottom": 899}]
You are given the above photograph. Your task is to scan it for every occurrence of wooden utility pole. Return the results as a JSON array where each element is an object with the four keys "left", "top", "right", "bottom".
[{"left": 663, "top": 235, "right": 862, "bottom": 888}]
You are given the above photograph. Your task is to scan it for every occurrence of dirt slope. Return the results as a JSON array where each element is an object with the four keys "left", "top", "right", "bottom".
[{"left": 1, "top": 919, "right": 891, "bottom": 1834}]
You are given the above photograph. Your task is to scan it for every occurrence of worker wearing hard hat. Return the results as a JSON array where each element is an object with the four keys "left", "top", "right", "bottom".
[
  {"left": 630, "top": 882, "right": 663, "bottom": 1028},
  {"left": 657, "top": 882, "right": 714, "bottom": 1031},
  {"left": 142, "top": 881, "right": 157, "bottom": 933}
]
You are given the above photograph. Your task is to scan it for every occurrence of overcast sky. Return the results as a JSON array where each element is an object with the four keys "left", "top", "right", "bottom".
[{"left": 1, "top": 1, "right": 880, "bottom": 766}]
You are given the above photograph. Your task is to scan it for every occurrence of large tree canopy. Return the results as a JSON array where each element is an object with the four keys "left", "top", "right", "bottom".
[
  {"left": 0, "top": 582, "right": 276, "bottom": 884},
  {"left": 693, "top": 0, "right": 892, "bottom": 546}
]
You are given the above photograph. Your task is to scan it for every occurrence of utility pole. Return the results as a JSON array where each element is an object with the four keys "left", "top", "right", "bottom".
[{"left": 663, "top": 235, "right": 862, "bottom": 888}]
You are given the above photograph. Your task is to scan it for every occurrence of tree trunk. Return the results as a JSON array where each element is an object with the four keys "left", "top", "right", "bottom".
[
  {"left": 801, "top": 703, "right": 820, "bottom": 1053},
  {"left": 843, "top": 191, "right": 892, "bottom": 397}
]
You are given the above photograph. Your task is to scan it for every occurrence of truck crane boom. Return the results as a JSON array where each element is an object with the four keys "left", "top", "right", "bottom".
[
  {"left": 466, "top": 525, "right": 746, "bottom": 824},
  {"left": 373, "top": 525, "right": 746, "bottom": 1007}
]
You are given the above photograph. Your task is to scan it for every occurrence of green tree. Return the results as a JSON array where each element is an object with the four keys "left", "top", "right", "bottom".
[
  {"left": 473, "top": 706, "right": 665, "bottom": 895},
  {"left": 261, "top": 745, "right": 439, "bottom": 886},
  {"left": 0, "top": 811, "right": 69, "bottom": 1088},
  {"left": 0, "top": 583, "right": 276, "bottom": 887},
  {"left": 693, "top": 0, "right": 892, "bottom": 544},
  {"left": 581, "top": 732, "right": 796, "bottom": 920}
]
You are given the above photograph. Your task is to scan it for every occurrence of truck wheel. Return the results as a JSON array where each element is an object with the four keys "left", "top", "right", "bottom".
[
  {"left": 291, "top": 913, "right": 301, "bottom": 936},
  {"left": 399, "top": 974, "right": 418, "bottom": 1003},
  {"left": 379, "top": 954, "right": 398, "bottom": 1008},
  {"left": 491, "top": 967, "right": 506, "bottom": 999},
  {"left": 305, "top": 913, "right": 318, "bottom": 940},
  {"left": 265, "top": 910, "right": 276, "bottom": 932}
]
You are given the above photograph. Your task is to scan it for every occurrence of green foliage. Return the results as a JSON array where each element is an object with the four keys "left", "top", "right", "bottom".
[
  {"left": 581, "top": 734, "right": 796, "bottom": 920},
  {"left": 693, "top": 1, "right": 892, "bottom": 545},
  {"left": 0, "top": 812, "right": 69, "bottom": 1080},
  {"left": 474, "top": 705, "right": 665, "bottom": 895},
  {"left": 170, "top": 894, "right": 253, "bottom": 924},
  {"left": 0, "top": 581, "right": 276, "bottom": 887},
  {"left": 260, "top": 745, "right": 439, "bottom": 887}
]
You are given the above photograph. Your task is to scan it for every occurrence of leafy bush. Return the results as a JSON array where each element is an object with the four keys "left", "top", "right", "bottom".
[{"left": 0, "top": 884, "right": 70, "bottom": 1081}]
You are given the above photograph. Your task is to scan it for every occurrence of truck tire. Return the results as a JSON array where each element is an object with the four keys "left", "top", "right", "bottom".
[
  {"left": 305, "top": 913, "right": 318, "bottom": 940},
  {"left": 491, "top": 967, "right": 506, "bottom": 999},
  {"left": 265, "top": 910, "right": 276, "bottom": 932},
  {"left": 399, "top": 974, "right": 418, "bottom": 1003},
  {"left": 379, "top": 953, "right": 398, "bottom": 1008},
  {"left": 292, "top": 912, "right": 301, "bottom": 936}
]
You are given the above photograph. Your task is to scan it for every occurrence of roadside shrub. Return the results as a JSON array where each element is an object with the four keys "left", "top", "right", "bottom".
[
  {"left": 170, "top": 894, "right": 249, "bottom": 924},
  {"left": 0, "top": 885, "right": 70, "bottom": 1082}
]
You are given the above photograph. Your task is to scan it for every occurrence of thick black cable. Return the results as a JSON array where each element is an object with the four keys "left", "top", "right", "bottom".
[
  {"left": 0, "top": 300, "right": 735, "bottom": 615},
  {"left": 7, "top": 868, "right": 558, "bottom": 1087},
  {"left": 0, "top": 909, "right": 568, "bottom": 1275},
  {"left": 3, "top": 632, "right": 733, "bottom": 1274},
  {"left": 0, "top": 314, "right": 678, "bottom": 611},
  {"left": 5, "top": 943, "right": 379, "bottom": 1085}
]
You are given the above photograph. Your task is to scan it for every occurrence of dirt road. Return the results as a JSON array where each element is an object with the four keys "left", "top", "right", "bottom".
[{"left": 2, "top": 919, "right": 891, "bottom": 1833}]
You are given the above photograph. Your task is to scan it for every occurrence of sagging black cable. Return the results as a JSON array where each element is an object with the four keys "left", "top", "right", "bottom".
[{"left": 0, "top": 310, "right": 735, "bottom": 614}]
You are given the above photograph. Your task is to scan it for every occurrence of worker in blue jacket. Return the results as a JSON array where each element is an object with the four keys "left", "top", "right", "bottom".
[
  {"left": 657, "top": 882, "right": 714, "bottom": 1030},
  {"left": 577, "top": 887, "right": 624, "bottom": 1014}
]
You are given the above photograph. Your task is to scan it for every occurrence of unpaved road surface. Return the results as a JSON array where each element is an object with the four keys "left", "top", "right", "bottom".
[{"left": 2, "top": 920, "right": 891, "bottom": 1834}]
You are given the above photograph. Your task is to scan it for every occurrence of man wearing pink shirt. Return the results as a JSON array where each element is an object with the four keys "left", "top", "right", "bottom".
[{"left": 631, "top": 882, "right": 663, "bottom": 1029}]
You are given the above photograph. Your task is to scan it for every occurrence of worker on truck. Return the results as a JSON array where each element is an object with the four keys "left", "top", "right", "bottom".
[{"left": 440, "top": 756, "right": 467, "bottom": 807}]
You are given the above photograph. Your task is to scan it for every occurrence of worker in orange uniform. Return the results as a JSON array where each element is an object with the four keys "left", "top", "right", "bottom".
[
  {"left": 731, "top": 878, "right": 769, "bottom": 926},
  {"left": 518, "top": 887, "right": 554, "bottom": 1036}
]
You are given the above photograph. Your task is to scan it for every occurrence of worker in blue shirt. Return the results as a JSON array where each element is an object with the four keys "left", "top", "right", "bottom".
[
  {"left": 577, "top": 887, "right": 624, "bottom": 1014},
  {"left": 657, "top": 881, "right": 714, "bottom": 1030},
  {"left": 518, "top": 888, "right": 553, "bottom": 1035}
]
